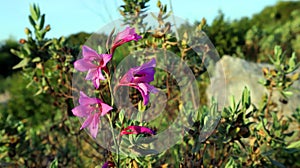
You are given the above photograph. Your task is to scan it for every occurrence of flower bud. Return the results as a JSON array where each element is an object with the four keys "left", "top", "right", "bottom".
[
  {"left": 24, "top": 28, "right": 31, "bottom": 35},
  {"left": 19, "top": 39, "right": 27, "bottom": 44},
  {"left": 45, "top": 25, "right": 51, "bottom": 32}
]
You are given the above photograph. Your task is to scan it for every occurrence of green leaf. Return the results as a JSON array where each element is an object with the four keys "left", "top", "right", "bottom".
[
  {"left": 119, "top": 110, "right": 125, "bottom": 123},
  {"left": 39, "top": 14, "right": 45, "bottom": 30},
  {"left": 221, "top": 108, "right": 231, "bottom": 118},
  {"left": 229, "top": 95, "right": 236, "bottom": 111},
  {"left": 31, "top": 57, "right": 41, "bottom": 63},
  {"left": 138, "top": 100, "right": 146, "bottom": 112},
  {"left": 34, "top": 87, "right": 43, "bottom": 96},
  {"left": 30, "top": 4, "right": 38, "bottom": 21},
  {"left": 282, "top": 90, "right": 293, "bottom": 97},
  {"left": 12, "top": 58, "right": 30, "bottom": 69},
  {"left": 225, "top": 157, "right": 237, "bottom": 168},
  {"left": 10, "top": 49, "right": 23, "bottom": 58},
  {"left": 274, "top": 45, "right": 282, "bottom": 61},
  {"left": 242, "top": 87, "right": 251, "bottom": 109},
  {"left": 287, "top": 52, "right": 300, "bottom": 73},
  {"left": 268, "top": 54, "right": 276, "bottom": 65},
  {"left": 287, "top": 140, "right": 300, "bottom": 149},
  {"left": 226, "top": 124, "right": 231, "bottom": 134},
  {"left": 269, "top": 158, "right": 285, "bottom": 168},
  {"left": 28, "top": 15, "right": 36, "bottom": 27},
  {"left": 49, "top": 158, "right": 58, "bottom": 168},
  {"left": 34, "top": 4, "right": 40, "bottom": 19}
]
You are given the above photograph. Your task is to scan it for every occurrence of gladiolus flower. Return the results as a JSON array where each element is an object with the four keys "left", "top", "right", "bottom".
[
  {"left": 120, "top": 126, "right": 156, "bottom": 136},
  {"left": 72, "top": 91, "right": 113, "bottom": 138},
  {"left": 111, "top": 27, "right": 142, "bottom": 54},
  {"left": 102, "top": 161, "right": 115, "bottom": 168},
  {"left": 74, "top": 45, "right": 112, "bottom": 89},
  {"left": 119, "top": 58, "right": 158, "bottom": 105}
]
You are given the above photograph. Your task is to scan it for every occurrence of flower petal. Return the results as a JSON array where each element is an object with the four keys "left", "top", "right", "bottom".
[
  {"left": 136, "top": 84, "right": 150, "bottom": 105},
  {"left": 85, "top": 68, "right": 98, "bottom": 80},
  {"left": 89, "top": 114, "right": 99, "bottom": 138},
  {"left": 137, "top": 83, "right": 158, "bottom": 105},
  {"left": 133, "top": 68, "right": 155, "bottom": 83},
  {"left": 101, "top": 54, "right": 112, "bottom": 67},
  {"left": 80, "top": 114, "right": 93, "bottom": 130},
  {"left": 72, "top": 105, "right": 92, "bottom": 117},
  {"left": 119, "top": 69, "right": 134, "bottom": 84},
  {"left": 79, "top": 91, "right": 99, "bottom": 105},
  {"left": 97, "top": 68, "right": 105, "bottom": 80},
  {"left": 82, "top": 45, "right": 99, "bottom": 60},
  {"left": 112, "top": 27, "right": 142, "bottom": 49},
  {"left": 114, "top": 27, "right": 131, "bottom": 43},
  {"left": 120, "top": 126, "right": 155, "bottom": 136},
  {"left": 133, "top": 58, "right": 156, "bottom": 83},
  {"left": 139, "top": 58, "right": 156, "bottom": 70},
  {"left": 93, "top": 78, "right": 100, "bottom": 89},
  {"left": 100, "top": 102, "right": 113, "bottom": 116},
  {"left": 74, "top": 59, "right": 97, "bottom": 72}
]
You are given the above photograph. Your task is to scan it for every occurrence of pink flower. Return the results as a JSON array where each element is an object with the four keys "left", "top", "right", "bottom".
[
  {"left": 74, "top": 45, "right": 112, "bottom": 89},
  {"left": 111, "top": 27, "right": 142, "bottom": 54},
  {"left": 102, "top": 161, "right": 115, "bottom": 168},
  {"left": 72, "top": 91, "right": 113, "bottom": 138},
  {"left": 120, "top": 126, "right": 156, "bottom": 136},
  {"left": 119, "top": 58, "right": 158, "bottom": 105}
]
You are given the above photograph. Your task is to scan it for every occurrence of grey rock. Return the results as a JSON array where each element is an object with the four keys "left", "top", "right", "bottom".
[{"left": 206, "top": 55, "right": 300, "bottom": 117}]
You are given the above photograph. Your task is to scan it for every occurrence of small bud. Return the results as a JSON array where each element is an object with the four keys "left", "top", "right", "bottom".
[
  {"left": 262, "top": 67, "right": 269, "bottom": 76},
  {"left": 45, "top": 25, "right": 51, "bottom": 32},
  {"left": 33, "top": 76, "right": 39, "bottom": 82},
  {"left": 157, "top": 0, "right": 161, "bottom": 7},
  {"left": 201, "top": 18, "right": 207, "bottom": 26},
  {"left": 19, "top": 39, "right": 27, "bottom": 44},
  {"left": 24, "top": 28, "right": 31, "bottom": 35}
]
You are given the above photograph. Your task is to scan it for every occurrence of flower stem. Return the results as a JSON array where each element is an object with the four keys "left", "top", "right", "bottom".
[
  {"left": 104, "top": 71, "right": 119, "bottom": 165},
  {"left": 107, "top": 114, "right": 119, "bottom": 165},
  {"left": 105, "top": 72, "right": 114, "bottom": 107}
]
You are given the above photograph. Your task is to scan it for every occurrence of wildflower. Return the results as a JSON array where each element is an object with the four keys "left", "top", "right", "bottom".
[
  {"left": 74, "top": 45, "right": 112, "bottom": 89},
  {"left": 102, "top": 161, "right": 115, "bottom": 168},
  {"left": 111, "top": 27, "right": 142, "bottom": 54},
  {"left": 119, "top": 58, "right": 158, "bottom": 105},
  {"left": 120, "top": 126, "right": 156, "bottom": 136},
  {"left": 72, "top": 91, "right": 113, "bottom": 138}
]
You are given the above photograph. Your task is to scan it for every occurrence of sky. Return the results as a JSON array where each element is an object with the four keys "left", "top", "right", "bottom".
[{"left": 0, "top": 0, "right": 280, "bottom": 42}]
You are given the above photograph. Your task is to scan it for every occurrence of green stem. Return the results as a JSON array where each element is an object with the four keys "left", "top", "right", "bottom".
[
  {"left": 105, "top": 72, "right": 114, "bottom": 107},
  {"left": 104, "top": 71, "right": 119, "bottom": 165},
  {"left": 107, "top": 114, "right": 119, "bottom": 165}
]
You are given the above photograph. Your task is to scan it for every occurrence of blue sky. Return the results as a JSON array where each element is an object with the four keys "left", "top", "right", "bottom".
[{"left": 1, "top": 0, "right": 279, "bottom": 41}]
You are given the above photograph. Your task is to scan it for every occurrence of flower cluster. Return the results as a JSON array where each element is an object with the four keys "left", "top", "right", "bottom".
[
  {"left": 72, "top": 27, "right": 157, "bottom": 151},
  {"left": 119, "top": 58, "right": 158, "bottom": 105},
  {"left": 72, "top": 91, "right": 113, "bottom": 138},
  {"left": 74, "top": 46, "right": 112, "bottom": 89}
]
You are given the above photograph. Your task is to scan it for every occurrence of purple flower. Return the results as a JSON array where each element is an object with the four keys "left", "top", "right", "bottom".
[
  {"left": 74, "top": 45, "right": 112, "bottom": 89},
  {"left": 119, "top": 58, "right": 158, "bottom": 105},
  {"left": 102, "top": 161, "right": 115, "bottom": 168},
  {"left": 120, "top": 126, "right": 156, "bottom": 136},
  {"left": 72, "top": 91, "right": 113, "bottom": 138},
  {"left": 111, "top": 27, "right": 142, "bottom": 54}
]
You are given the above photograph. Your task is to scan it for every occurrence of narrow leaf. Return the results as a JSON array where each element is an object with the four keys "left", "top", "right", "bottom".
[{"left": 12, "top": 58, "right": 30, "bottom": 69}]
